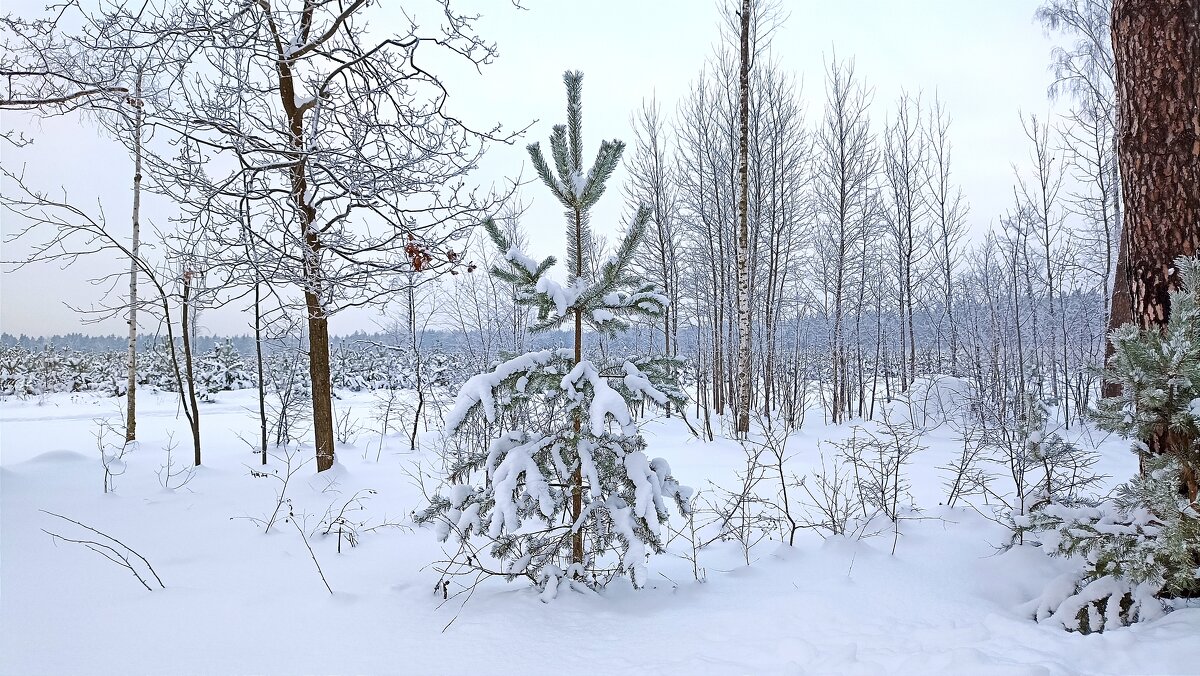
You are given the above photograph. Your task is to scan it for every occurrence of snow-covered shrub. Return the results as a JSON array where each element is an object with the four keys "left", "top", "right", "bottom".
[
  {"left": 417, "top": 72, "right": 691, "bottom": 594},
  {"left": 327, "top": 342, "right": 463, "bottom": 394},
  {"left": 1017, "top": 255, "right": 1200, "bottom": 632},
  {"left": 1018, "top": 388, "right": 1104, "bottom": 511},
  {"left": 11, "top": 346, "right": 82, "bottom": 397},
  {"left": 203, "top": 341, "right": 255, "bottom": 393},
  {"left": 331, "top": 342, "right": 397, "bottom": 391},
  {"left": 190, "top": 340, "right": 255, "bottom": 400},
  {"left": 1091, "top": 256, "right": 1200, "bottom": 497},
  {"left": 904, "top": 375, "right": 971, "bottom": 430},
  {"left": 0, "top": 346, "right": 28, "bottom": 396},
  {"left": 140, "top": 342, "right": 181, "bottom": 392},
  {"left": 1016, "top": 456, "right": 1198, "bottom": 632},
  {"left": 91, "top": 351, "right": 126, "bottom": 396}
]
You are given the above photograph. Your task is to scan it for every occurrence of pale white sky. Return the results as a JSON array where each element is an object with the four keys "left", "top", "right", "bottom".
[{"left": 0, "top": 0, "right": 1066, "bottom": 338}]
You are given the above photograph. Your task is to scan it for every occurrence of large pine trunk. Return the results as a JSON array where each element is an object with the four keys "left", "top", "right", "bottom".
[
  {"left": 1110, "top": 0, "right": 1200, "bottom": 492},
  {"left": 1111, "top": 0, "right": 1200, "bottom": 331}
]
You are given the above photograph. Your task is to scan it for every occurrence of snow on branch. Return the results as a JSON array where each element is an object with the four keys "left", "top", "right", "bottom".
[
  {"left": 444, "top": 349, "right": 569, "bottom": 433},
  {"left": 560, "top": 360, "right": 633, "bottom": 436}
]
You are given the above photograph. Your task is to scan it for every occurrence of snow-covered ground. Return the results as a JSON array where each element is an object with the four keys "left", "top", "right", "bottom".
[{"left": 2, "top": 387, "right": 1196, "bottom": 675}]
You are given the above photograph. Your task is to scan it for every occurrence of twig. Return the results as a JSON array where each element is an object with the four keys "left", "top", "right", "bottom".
[
  {"left": 290, "top": 515, "right": 333, "bottom": 595},
  {"left": 40, "top": 510, "right": 164, "bottom": 590}
]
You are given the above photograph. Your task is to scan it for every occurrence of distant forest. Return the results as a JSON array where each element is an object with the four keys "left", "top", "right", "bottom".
[
  {"left": 0, "top": 327, "right": 668, "bottom": 357},
  {"left": 0, "top": 330, "right": 519, "bottom": 355}
]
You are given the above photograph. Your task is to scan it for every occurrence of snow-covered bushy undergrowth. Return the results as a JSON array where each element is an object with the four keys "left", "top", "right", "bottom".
[{"left": 2, "top": 387, "right": 1197, "bottom": 675}]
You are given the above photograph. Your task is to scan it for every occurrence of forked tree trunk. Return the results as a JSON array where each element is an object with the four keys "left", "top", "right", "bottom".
[
  {"left": 296, "top": 151, "right": 335, "bottom": 472},
  {"left": 254, "top": 283, "right": 268, "bottom": 465},
  {"left": 181, "top": 272, "right": 202, "bottom": 466}
]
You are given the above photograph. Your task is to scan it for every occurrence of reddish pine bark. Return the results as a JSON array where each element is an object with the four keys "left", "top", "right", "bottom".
[
  {"left": 1110, "top": 0, "right": 1200, "bottom": 499},
  {"left": 1110, "top": 0, "right": 1200, "bottom": 331}
]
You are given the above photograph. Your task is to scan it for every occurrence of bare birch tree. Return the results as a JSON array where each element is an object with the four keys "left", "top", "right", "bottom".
[
  {"left": 624, "top": 96, "right": 682, "bottom": 395},
  {"left": 921, "top": 95, "right": 969, "bottom": 373},
  {"left": 733, "top": 0, "right": 754, "bottom": 436},
  {"left": 811, "top": 55, "right": 878, "bottom": 424},
  {"left": 1, "top": 2, "right": 193, "bottom": 443},
  {"left": 882, "top": 91, "right": 929, "bottom": 392},
  {"left": 1014, "top": 113, "right": 1070, "bottom": 402}
]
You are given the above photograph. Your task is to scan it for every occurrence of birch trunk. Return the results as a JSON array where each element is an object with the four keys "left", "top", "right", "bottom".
[
  {"left": 254, "top": 283, "right": 267, "bottom": 464},
  {"left": 734, "top": 0, "right": 753, "bottom": 436},
  {"left": 124, "top": 70, "right": 143, "bottom": 444}
]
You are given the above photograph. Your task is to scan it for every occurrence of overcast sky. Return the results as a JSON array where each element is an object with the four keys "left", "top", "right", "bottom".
[{"left": 0, "top": 0, "right": 1067, "bottom": 339}]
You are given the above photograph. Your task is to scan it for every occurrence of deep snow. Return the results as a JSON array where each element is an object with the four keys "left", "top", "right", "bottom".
[{"left": 1, "top": 387, "right": 1196, "bottom": 675}]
